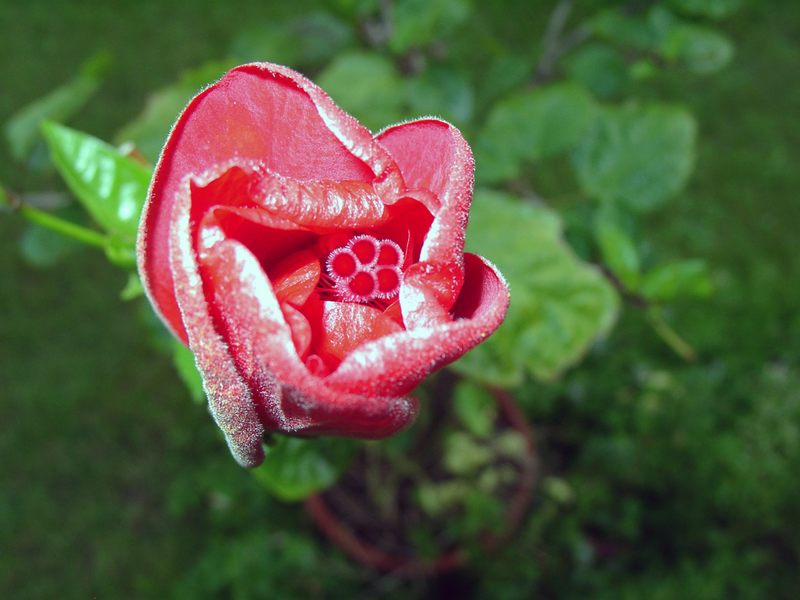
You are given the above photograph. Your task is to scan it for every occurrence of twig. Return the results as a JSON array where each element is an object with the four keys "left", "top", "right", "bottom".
[
  {"left": 535, "top": 0, "right": 578, "bottom": 82},
  {"left": 599, "top": 264, "right": 696, "bottom": 361},
  {"left": 362, "top": 0, "right": 393, "bottom": 48}
]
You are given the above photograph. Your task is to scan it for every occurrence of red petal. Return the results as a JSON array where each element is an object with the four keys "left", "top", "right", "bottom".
[
  {"left": 376, "top": 119, "right": 474, "bottom": 316},
  {"left": 326, "top": 254, "right": 509, "bottom": 398},
  {"left": 139, "top": 63, "right": 405, "bottom": 342},
  {"left": 169, "top": 189, "right": 266, "bottom": 467},
  {"left": 310, "top": 301, "right": 403, "bottom": 364},
  {"left": 202, "top": 238, "right": 417, "bottom": 441},
  {"left": 268, "top": 250, "right": 321, "bottom": 306}
]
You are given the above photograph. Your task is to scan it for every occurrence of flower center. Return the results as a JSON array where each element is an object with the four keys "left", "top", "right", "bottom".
[{"left": 326, "top": 234, "right": 404, "bottom": 303}]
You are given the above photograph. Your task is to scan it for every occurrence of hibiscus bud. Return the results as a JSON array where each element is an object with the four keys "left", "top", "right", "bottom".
[{"left": 137, "top": 62, "right": 509, "bottom": 467}]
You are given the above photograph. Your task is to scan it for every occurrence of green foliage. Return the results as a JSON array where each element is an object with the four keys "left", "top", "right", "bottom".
[
  {"left": 230, "top": 12, "right": 355, "bottom": 68},
  {"left": 453, "top": 380, "right": 498, "bottom": 438},
  {"left": 407, "top": 65, "right": 474, "bottom": 126},
  {"left": 565, "top": 43, "right": 629, "bottom": 99},
  {"left": 388, "top": 0, "right": 472, "bottom": 54},
  {"left": 172, "top": 340, "right": 205, "bottom": 404},
  {"left": 594, "top": 207, "right": 641, "bottom": 290},
  {"left": 252, "top": 437, "right": 356, "bottom": 501},
  {"left": 641, "top": 259, "right": 714, "bottom": 301},
  {"left": 663, "top": 24, "right": 735, "bottom": 74},
  {"left": 4, "top": 52, "right": 111, "bottom": 162},
  {"left": 669, "top": 0, "right": 744, "bottom": 19},
  {"left": 316, "top": 51, "right": 406, "bottom": 130},
  {"left": 41, "top": 121, "right": 151, "bottom": 249},
  {"left": 573, "top": 103, "right": 697, "bottom": 212},
  {"left": 477, "top": 83, "right": 595, "bottom": 183},
  {"left": 19, "top": 222, "right": 81, "bottom": 268},
  {"left": 455, "top": 190, "right": 618, "bottom": 385}
]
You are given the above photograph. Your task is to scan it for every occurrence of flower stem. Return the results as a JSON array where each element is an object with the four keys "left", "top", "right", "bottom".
[
  {"left": 647, "top": 308, "right": 696, "bottom": 362},
  {"left": 1, "top": 186, "right": 107, "bottom": 249}
]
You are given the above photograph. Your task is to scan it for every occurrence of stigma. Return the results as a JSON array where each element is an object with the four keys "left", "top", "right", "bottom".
[{"left": 326, "top": 234, "right": 404, "bottom": 303}]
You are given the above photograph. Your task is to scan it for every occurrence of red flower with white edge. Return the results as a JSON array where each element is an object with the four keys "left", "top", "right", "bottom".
[{"left": 137, "top": 63, "right": 509, "bottom": 467}]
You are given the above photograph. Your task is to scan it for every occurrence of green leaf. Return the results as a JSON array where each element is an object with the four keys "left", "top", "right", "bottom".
[
  {"left": 641, "top": 259, "right": 714, "bottom": 302},
  {"left": 41, "top": 121, "right": 152, "bottom": 242},
  {"left": 594, "top": 208, "right": 641, "bottom": 290},
  {"left": 407, "top": 66, "right": 474, "bottom": 126},
  {"left": 668, "top": 0, "right": 743, "bottom": 19},
  {"left": 4, "top": 52, "right": 111, "bottom": 162},
  {"left": 389, "top": 0, "right": 471, "bottom": 54},
  {"left": 662, "top": 24, "right": 734, "bottom": 74},
  {"left": 19, "top": 223, "right": 81, "bottom": 269},
  {"left": 252, "top": 437, "right": 356, "bottom": 501},
  {"left": 565, "top": 43, "right": 628, "bottom": 99},
  {"left": 572, "top": 104, "right": 696, "bottom": 212},
  {"left": 453, "top": 380, "right": 498, "bottom": 438},
  {"left": 116, "top": 61, "right": 234, "bottom": 162},
  {"left": 120, "top": 273, "right": 145, "bottom": 301},
  {"left": 444, "top": 431, "right": 494, "bottom": 474},
  {"left": 589, "top": 9, "right": 661, "bottom": 50},
  {"left": 476, "top": 83, "right": 595, "bottom": 184},
  {"left": 316, "top": 52, "right": 406, "bottom": 131},
  {"left": 230, "top": 12, "right": 354, "bottom": 68},
  {"left": 452, "top": 190, "right": 619, "bottom": 385},
  {"left": 172, "top": 340, "right": 205, "bottom": 404}
]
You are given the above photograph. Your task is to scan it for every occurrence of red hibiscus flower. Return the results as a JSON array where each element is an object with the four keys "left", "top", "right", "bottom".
[{"left": 137, "top": 63, "right": 509, "bottom": 467}]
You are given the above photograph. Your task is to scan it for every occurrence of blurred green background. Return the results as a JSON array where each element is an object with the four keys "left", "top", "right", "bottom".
[{"left": 1, "top": 0, "right": 799, "bottom": 598}]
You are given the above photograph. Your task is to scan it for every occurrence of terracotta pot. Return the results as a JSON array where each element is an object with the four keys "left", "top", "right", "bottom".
[{"left": 305, "top": 388, "right": 538, "bottom": 575}]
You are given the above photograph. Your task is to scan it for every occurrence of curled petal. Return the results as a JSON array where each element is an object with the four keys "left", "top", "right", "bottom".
[
  {"left": 326, "top": 254, "right": 510, "bottom": 398},
  {"left": 139, "top": 63, "right": 405, "bottom": 342},
  {"left": 201, "top": 238, "right": 418, "bottom": 439}
]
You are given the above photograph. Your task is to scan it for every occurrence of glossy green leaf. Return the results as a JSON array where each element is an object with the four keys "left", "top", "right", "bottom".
[
  {"left": 453, "top": 190, "right": 619, "bottom": 385},
  {"left": 565, "top": 43, "right": 628, "bottom": 99},
  {"left": 41, "top": 121, "right": 151, "bottom": 241},
  {"left": 230, "top": 12, "right": 354, "bottom": 68},
  {"left": 252, "top": 437, "right": 356, "bottom": 502},
  {"left": 453, "top": 380, "right": 498, "bottom": 438},
  {"left": 116, "top": 61, "right": 234, "bottom": 162},
  {"left": 4, "top": 52, "right": 111, "bottom": 162},
  {"left": 476, "top": 83, "right": 595, "bottom": 184},
  {"left": 594, "top": 208, "right": 641, "bottom": 290},
  {"left": 572, "top": 104, "right": 696, "bottom": 212},
  {"left": 316, "top": 52, "right": 406, "bottom": 131},
  {"left": 389, "top": 0, "right": 471, "bottom": 54},
  {"left": 668, "top": 0, "right": 743, "bottom": 19},
  {"left": 663, "top": 24, "right": 734, "bottom": 74},
  {"left": 641, "top": 259, "right": 714, "bottom": 302},
  {"left": 172, "top": 340, "right": 205, "bottom": 404}
]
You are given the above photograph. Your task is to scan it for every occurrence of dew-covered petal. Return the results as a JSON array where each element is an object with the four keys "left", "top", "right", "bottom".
[
  {"left": 139, "top": 62, "right": 405, "bottom": 342},
  {"left": 325, "top": 253, "right": 509, "bottom": 398},
  {"left": 202, "top": 238, "right": 418, "bottom": 440}
]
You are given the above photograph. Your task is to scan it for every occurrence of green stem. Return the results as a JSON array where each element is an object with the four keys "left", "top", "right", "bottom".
[
  {"left": 2, "top": 187, "right": 107, "bottom": 248},
  {"left": 647, "top": 308, "right": 696, "bottom": 362}
]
